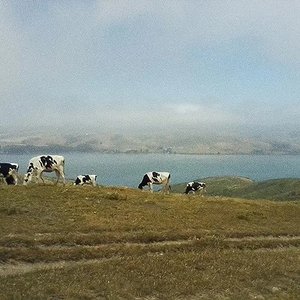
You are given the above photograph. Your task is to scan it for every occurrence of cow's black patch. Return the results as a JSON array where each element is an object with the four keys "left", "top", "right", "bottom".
[
  {"left": 0, "top": 163, "right": 18, "bottom": 185},
  {"left": 138, "top": 174, "right": 151, "bottom": 189},
  {"left": 152, "top": 172, "right": 160, "bottom": 183},
  {"left": 74, "top": 177, "right": 81, "bottom": 185},
  {"left": 0, "top": 163, "right": 17, "bottom": 177},
  {"left": 192, "top": 182, "right": 200, "bottom": 190},
  {"left": 27, "top": 163, "right": 34, "bottom": 173},
  {"left": 84, "top": 175, "right": 91, "bottom": 181},
  {"left": 5, "top": 175, "right": 15, "bottom": 185},
  {"left": 40, "top": 155, "right": 54, "bottom": 169},
  {"left": 0, "top": 164, "right": 11, "bottom": 177},
  {"left": 185, "top": 185, "right": 193, "bottom": 194}
]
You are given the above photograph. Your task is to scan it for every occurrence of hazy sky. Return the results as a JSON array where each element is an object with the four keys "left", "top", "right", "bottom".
[{"left": 1, "top": 1, "right": 300, "bottom": 135}]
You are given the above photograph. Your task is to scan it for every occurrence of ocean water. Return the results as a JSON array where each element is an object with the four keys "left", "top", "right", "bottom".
[{"left": 1, "top": 153, "right": 300, "bottom": 187}]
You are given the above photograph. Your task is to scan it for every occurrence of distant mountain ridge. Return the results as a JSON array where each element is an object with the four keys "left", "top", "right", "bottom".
[{"left": 1, "top": 131, "right": 300, "bottom": 155}]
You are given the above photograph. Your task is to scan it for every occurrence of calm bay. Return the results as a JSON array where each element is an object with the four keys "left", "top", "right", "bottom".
[{"left": 1, "top": 153, "right": 300, "bottom": 187}]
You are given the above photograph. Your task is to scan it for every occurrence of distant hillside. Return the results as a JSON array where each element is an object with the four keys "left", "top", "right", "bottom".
[
  {"left": 1, "top": 131, "right": 300, "bottom": 155},
  {"left": 172, "top": 176, "right": 300, "bottom": 201}
]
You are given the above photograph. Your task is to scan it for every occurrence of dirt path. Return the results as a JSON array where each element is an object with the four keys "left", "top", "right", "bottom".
[{"left": 1, "top": 235, "right": 299, "bottom": 277}]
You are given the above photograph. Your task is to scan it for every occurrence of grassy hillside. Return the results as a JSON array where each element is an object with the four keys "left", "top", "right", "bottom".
[
  {"left": 172, "top": 176, "right": 300, "bottom": 201},
  {"left": 0, "top": 184, "right": 300, "bottom": 299}
]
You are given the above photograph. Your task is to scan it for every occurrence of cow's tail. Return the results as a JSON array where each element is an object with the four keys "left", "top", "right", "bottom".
[
  {"left": 61, "top": 157, "right": 66, "bottom": 176},
  {"left": 61, "top": 157, "right": 65, "bottom": 168},
  {"left": 167, "top": 173, "right": 171, "bottom": 191}
]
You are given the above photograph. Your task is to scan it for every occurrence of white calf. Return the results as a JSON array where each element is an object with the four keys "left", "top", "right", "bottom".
[
  {"left": 185, "top": 181, "right": 206, "bottom": 194},
  {"left": 138, "top": 171, "right": 171, "bottom": 193},
  {"left": 74, "top": 175, "right": 97, "bottom": 186}
]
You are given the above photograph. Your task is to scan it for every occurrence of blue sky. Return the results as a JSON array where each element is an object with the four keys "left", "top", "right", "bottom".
[{"left": 1, "top": 0, "right": 300, "bottom": 135}]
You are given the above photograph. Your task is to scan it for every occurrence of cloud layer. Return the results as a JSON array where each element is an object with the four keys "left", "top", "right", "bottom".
[{"left": 1, "top": 1, "right": 299, "bottom": 134}]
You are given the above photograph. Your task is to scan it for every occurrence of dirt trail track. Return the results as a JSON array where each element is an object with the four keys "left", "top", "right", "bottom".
[{"left": 1, "top": 235, "right": 299, "bottom": 277}]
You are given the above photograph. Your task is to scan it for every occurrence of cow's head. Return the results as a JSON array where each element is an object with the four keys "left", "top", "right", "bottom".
[
  {"left": 23, "top": 163, "right": 34, "bottom": 185},
  {"left": 6, "top": 167, "right": 18, "bottom": 185}
]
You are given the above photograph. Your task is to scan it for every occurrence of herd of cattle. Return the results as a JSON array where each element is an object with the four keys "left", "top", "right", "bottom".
[{"left": 0, "top": 155, "right": 206, "bottom": 194}]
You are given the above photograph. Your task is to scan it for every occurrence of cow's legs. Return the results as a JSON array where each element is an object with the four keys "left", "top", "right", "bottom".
[
  {"left": 8, "top": 169, "right": 18, "bottom": 185},
  {"left": 165, "top": 183, "right": 170, "bottom": 194},
  {"left": 55, "top": 167, "right": 65, "bottom": 185},
  {"left": 37, "top": 170, "right": 45, "bottom": 184},
  {"left": 148, "top": 182, "right": 153, "bottom": 193},
  {"left": 60, "top": 170, "right": 66, "bottom": 186},
  {"left": 161, "top": 179, "right": 170, "bottom": 194},
  {"left": 162, "top": 183, "right": 170, "bottom": 194},
  {"left": 13, "top": 175, "right": 18, "bottom": 185},
  {"left": 54, "top": 170, "right": 61, "bottom": 185}
]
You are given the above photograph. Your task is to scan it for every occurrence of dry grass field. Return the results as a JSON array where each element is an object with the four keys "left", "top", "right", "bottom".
[{"left": 0, "top": 183, "right": 299, "bottom": 299}]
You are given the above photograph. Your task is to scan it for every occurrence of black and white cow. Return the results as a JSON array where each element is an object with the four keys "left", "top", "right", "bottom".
[
  {"left": 23, "top": 155, "right": 65, "bottom": 185},
  {"left": 138, "top": 171, "right": 171, "bottom": 193},
  {"left": 74, "top": 175, "right": 97, "bottom": 186},
  {"left": 0, "top": 163, "right": 19, "bottom": 185},
  {"left": 185, "top": 181, "right": 206, "bottom": 194}
]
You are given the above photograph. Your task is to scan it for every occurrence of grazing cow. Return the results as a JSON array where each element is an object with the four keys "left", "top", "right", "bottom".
[
  {"left": 23, "top": 155, "right": 65, "bottom": 185},
  {"left": 185, "top": 181, "right": 206, "bottom": 194},
  {"left": 138, "top": 171, "right": 171, "bottom": 193},
  {"left": 0, "top": 163, "right": 19, "bottom": 185},
  {"left": 74, "top": 175, "right": 97, "bottom": 186}
]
